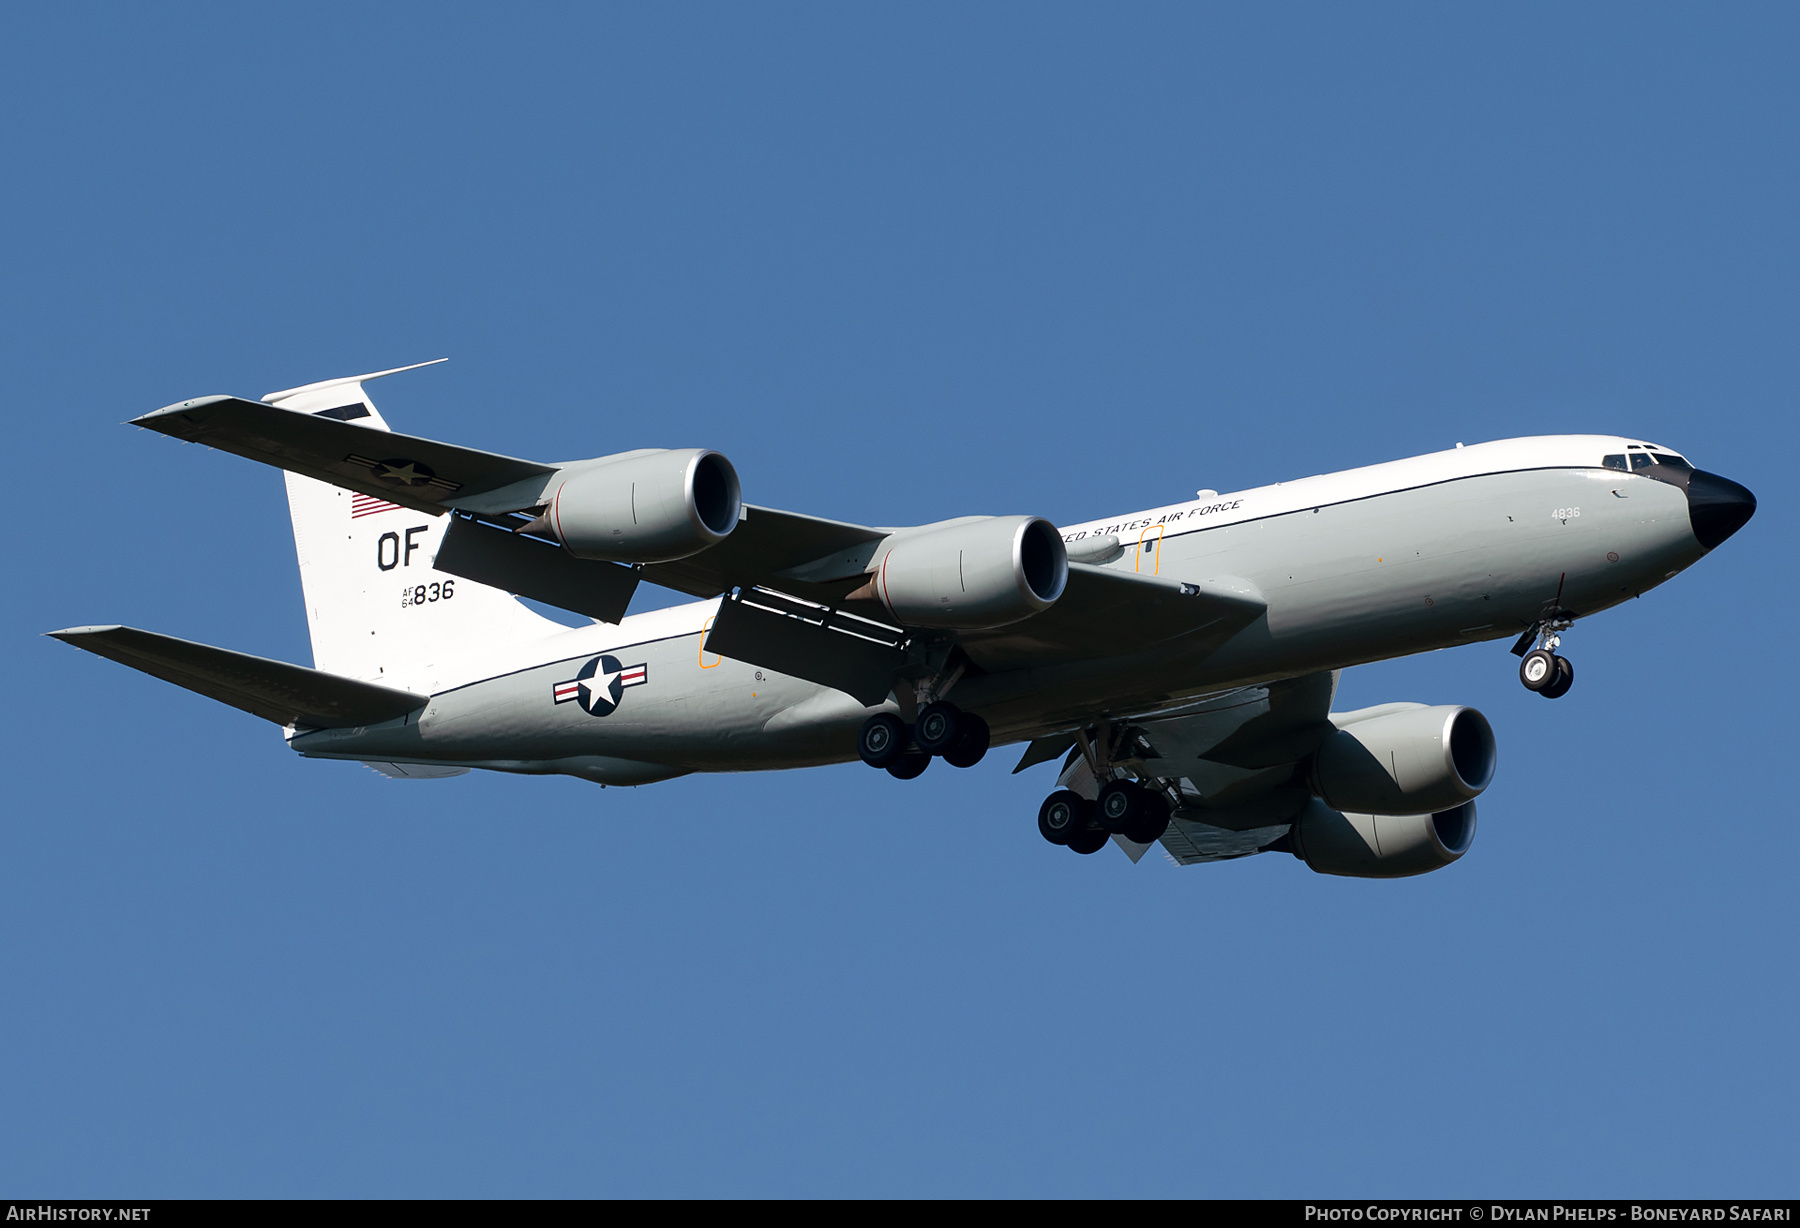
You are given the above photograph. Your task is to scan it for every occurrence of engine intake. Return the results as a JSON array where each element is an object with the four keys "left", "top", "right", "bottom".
[
  {"left": 869, "top": 516, "right": 1067, "bottom": 629},
  {"left": 1289, "top": 798, "right": 1477, "bottom": 878},
  {"left": 1308, "top": 704, "right": 1496, "bottom": 816},
  {"left": 546, "top": 448, "right": 741, "bottom": 563}
]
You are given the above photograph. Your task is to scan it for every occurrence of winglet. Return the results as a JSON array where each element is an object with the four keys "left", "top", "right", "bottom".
[{"left": 261, "top": 358, "right": 447, "bottom": 405}]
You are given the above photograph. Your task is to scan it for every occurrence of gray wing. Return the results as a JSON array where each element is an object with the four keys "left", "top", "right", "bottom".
[
  {"left": 132, "top": 395, "right": 556, "bottom": 516},
  {"left": 130, "top": 397, "right": 1264, "bottom": 698},
  {"left": 641, "top": 505, "right": 889, "bottom": 601},
  {"left": 956, "top": 564, "right": 1265, "bottom": 672},
  {"left": 691, "top": 563, "right": 1266, "bottom": 705},
  {"left": 429, "top": 502, "right": 889, "bottom": 629}
]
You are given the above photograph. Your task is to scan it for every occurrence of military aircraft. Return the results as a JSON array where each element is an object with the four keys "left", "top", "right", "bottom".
[{"left": 51, "top": 361, "right": 1755, "bottom": 876}]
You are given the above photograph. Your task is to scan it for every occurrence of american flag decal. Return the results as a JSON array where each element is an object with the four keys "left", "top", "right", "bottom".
[
  {"left": 351, "top": 492, "right": 403, "bottom": 519},
  {"left": 552, "top": 655, "right": 649, "bottom": 718}
]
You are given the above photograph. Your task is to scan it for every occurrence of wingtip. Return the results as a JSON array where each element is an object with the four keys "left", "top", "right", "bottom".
[
  {"left": 131, "top": 394, "right": 238, "bottom": 428},
  {"left": 45, "top": 625, "right": 123, "bottom": 641}
]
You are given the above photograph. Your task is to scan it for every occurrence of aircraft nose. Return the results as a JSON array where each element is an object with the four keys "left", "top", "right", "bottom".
[{"left": 1686, "top": 470, "right": 1757, "bottom": 550}]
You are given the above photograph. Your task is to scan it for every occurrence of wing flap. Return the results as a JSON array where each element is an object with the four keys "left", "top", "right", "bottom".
[
  {"left": 47, "top": 625, "right": 428, "bottom": 729},
  {"left": 1012, "top": 733, "right": 1077, "bottom": 774},
  {"left": 432, "top": 515, "right": 640, "bottom": 624},
  {"left": 132, "top": 396, "right": 557, "bottom": 516},
  {"left": 703, "top": 591, "right": 904, "bottom": 706},
  {"left": 1140, "top": 670, "right": 1339, "bottom": 770},
  {"left": 1160, "top": 817, "right": 1297, "bottom": 865}
]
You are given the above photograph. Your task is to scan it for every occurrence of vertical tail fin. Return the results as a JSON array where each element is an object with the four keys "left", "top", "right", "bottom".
[{"left": 269, "top": 362, "right": 567, "bottom": 691}]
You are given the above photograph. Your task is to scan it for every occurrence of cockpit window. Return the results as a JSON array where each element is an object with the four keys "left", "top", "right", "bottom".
[
  {"left": 1652, "top": 453, "right": 1693, "bottom": 471},
  {"left": 1602, "top": 454, "right": 1628, "bottom": 471},
  {"left": 1630, "top": 453, "right": 1656, "bottom": 471}
]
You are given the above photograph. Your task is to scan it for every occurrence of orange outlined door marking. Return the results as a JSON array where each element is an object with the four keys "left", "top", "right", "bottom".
[
  {"left": 699, "top": 616, "right": 722, "bottom": 668},
  {"left": 1136, "top": 524, "right": 1165, "bottom": 575}
]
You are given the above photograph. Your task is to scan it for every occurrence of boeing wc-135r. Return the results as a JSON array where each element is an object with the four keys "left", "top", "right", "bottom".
[{"left": 51, "top": 361, "right": 1756, "bottom": 876}]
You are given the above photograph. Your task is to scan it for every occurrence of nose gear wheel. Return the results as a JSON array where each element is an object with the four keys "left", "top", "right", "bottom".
[
  {"left": 1514, "top": 611, "right": 1577, "bottom": 700},
  {"left": 1542, "top": 655, "right": 1574, "bottom": 699},
  {"left": 1520, "top": 649, "right": 1557, "bottom": 691}
]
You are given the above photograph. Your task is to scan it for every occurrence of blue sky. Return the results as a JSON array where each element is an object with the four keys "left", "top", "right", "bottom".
[{"left": 2, "top": 4, "right": 1794, "bottom": 1196}]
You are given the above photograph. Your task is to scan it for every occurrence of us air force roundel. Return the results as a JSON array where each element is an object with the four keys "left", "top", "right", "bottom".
[
  {"left": 344, "top": 453, "right": 463, "bottom": 493},
  {"left": 552, "top": 655, "right": 648, "bottom": 717}
]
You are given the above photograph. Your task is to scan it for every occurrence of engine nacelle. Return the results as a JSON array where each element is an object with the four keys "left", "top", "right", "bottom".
[
  {"left": 1308, "top": 704, "right": 1496, "bottom": 816},
  {"left": 1289, "top": 798, "right": 1477, "bottom": 878},
  {"left": 869, "top": 516, "right": 1067, "bottom": 629},
  {"left": 546, "top": 448, "right": 741, "bottom": 563}
]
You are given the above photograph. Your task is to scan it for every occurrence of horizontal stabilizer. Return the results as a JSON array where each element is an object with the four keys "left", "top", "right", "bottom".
[
  {"left": 46, "top": 625, "right": 428, "bottom": 729},
  {"left": 132, "top": 396, "right": 556, "bottom": 517},
  {"left": 433, "top": 515, "right": 639, "bottom": 624},
  {"left": 263, "top": 359, "right": 448, "bottom": 407},
  {"left": 704, "top": 591, "right": 904, "bottom": 706}
]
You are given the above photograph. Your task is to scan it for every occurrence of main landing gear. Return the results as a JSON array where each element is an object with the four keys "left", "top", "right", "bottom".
[
  {"left": 858, "top": 702, "right": 991, "bottom": 780},
  {"left": 1514, "top": 613, "right": 1575, "bottom": 700},
  {"left": 1038, "top": 791, "right": 1109, "bottom": 855},
  {"left": 1036, "top": 780, "right": 1171, "bottom": 854}
]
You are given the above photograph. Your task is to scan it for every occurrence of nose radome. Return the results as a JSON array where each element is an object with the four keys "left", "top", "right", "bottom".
[{"left": 1687, "top": 470, "right": 1757, "bottom": 550}]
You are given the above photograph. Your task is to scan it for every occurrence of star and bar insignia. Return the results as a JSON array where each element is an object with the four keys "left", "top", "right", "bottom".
[
  {"left": 344, "top": 453, "right": 463, "bottom": 493},
  {"left": 553, "top": 655, "right": 648, "bottom": 717}
]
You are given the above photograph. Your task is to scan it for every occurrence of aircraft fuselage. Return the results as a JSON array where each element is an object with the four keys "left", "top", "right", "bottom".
[{"left": 288, "top": 434, "right": 1733, "bottom": 784}]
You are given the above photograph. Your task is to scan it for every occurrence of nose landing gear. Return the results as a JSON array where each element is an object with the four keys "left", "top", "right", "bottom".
[
  {"left": 1519, "top": 648, "right": 1574, "bottom": 698},
  {"left": 1514, "top": 614, "right": 1575, "bottom": 699}
]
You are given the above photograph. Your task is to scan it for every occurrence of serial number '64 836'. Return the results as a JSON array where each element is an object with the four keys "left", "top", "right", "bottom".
[
  {"left": 1553, "top": 507, "right": 1581, "bottom": 520},
  {"left": 401, "top": 581, "right": 455, "bottom": 608}
]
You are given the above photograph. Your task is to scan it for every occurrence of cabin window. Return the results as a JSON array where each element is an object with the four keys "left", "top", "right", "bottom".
[{"left": 1603, "top": 454, "right": 1628, "bottom": 471}]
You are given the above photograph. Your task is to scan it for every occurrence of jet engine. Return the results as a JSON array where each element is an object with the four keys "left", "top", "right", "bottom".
[
  {"left": 542, "top": 448, "right": 741, "bottom": 563},
  {"left": 1288, "top": 798, "right": 1477, "bottom": 878},
  {"left": 1308, "top": 703, "right": 1496, "bottom": 816},
  {"left": 867, "top": 515, "right": 1067, "bottom": 629}
]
